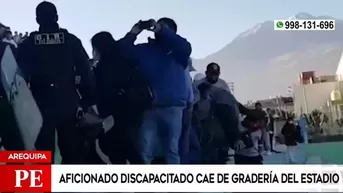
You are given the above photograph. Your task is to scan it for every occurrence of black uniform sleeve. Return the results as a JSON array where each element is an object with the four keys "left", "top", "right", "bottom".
[{"left": 71, "top": 35, "right": 96, "bottom": 108}]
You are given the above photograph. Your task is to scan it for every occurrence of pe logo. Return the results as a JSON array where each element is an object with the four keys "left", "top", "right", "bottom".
[{"left": 15, "top": 170, "right": 43, "bottom": 188}]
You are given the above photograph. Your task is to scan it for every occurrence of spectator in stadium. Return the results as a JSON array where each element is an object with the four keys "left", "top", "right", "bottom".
[
  {"left": 90, "top": 31, "right": 146, "bottom": 164},
  {"left": 193, "top": 62, "right": 249, "bottom": 159},
  {"left": 13, "top": 31, "right": 19, "bottom": 43},
  {"left": 193, "top": 62, "right": 230, "bottom": 91},
  {"left": 24, "top": 32, "right": 29, "bottom": 39},
  {"left": 17, "top": 33, "right": 24, "bottom": 44},
  {"left": 281, "top": 118, "right": 300, "bottom": 164},
  {"left": 254, "top": 102, "right": 271, "bottom": 155},
  {"left": 0, "top": 23, "right": 6, "bottom": 39},
  {"left": 236, "top": 103, "right": 267, "bottom": 164},
  {"left": 191, "top": 82, "right": 213, "bottom": 163},
  {"left": 2, "top": 30, "right": 17, "bottom": 48},
  {"left": 120, "top": 17, "right": 192, "bottom": 164},
  {"left": 179, "top": 59, "right": 196, "bottom": 164},
  {"left": 266, "top": 108, "right": 280, "bottom": 153}
]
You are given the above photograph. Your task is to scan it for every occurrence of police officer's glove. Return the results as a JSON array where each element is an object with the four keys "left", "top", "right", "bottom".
[{"left": 233, "top": 139, "right": 246, "bottom": 151}]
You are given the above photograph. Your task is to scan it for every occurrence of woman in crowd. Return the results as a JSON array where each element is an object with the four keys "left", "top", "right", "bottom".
[{"left": 90, "top": 31, "right": 145, "bottom": 164}]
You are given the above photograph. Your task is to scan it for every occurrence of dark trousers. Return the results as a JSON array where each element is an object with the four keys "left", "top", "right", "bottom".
[
  {"left": 99, "top": 112, "right": 143, "bottom": 164},
  {"left": 213, "top": 104, "right": 240, "bottom": 147},
  {"left": 0, "top": 97, "right": 25, "bottom": 150},
  {"left": 200, "top": 145, "right": 228, "bottom": 164},
  {"left": 35, "top": 113, "right": 85, "bottom": 164},
  {"left": 269, "top": 133, "right": 274, "bottom": 151},
  {"left": 179, "top": 105, "right": 193, "bottom": 164},
  {"left": 234, "top": 154, "right": 263, "bottom": 164}
]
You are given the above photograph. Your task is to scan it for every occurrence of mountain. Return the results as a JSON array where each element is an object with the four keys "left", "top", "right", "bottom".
[
  {"left": 193, "top": 13, "right": 343, "bottom": 102},
  {"left": 288, "top": 12, "right": 334, "bottom": 20}
]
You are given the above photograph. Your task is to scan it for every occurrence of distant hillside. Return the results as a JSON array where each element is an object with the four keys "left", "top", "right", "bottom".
[{"left": 193, "top": 13, "right": 343, "bottom": 102}]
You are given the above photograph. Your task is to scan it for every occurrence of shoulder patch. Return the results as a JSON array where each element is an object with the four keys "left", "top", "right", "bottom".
[{"left": 34, "top": 32, "right": 65, "bottom": 45}]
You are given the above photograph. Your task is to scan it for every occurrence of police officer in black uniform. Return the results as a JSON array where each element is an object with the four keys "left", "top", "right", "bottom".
[{"left": 17, "top": 1, "right": 96, "bottom": 163}]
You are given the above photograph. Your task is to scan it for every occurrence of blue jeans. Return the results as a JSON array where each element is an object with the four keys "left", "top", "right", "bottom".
[{"left": 138, "top": 106, "right": 184, "bottom": 164}]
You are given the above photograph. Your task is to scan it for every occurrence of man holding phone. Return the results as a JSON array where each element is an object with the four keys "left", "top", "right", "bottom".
[{"left": 119, "top": 18, "right": 192, "bottom": 164}]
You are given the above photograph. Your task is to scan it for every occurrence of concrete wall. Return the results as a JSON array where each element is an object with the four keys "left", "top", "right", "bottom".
[
  {"left": 336, "top": 52, "right": 343, "bottom": 80},
  {"left": 293, "top": 82, "right": 339, "bottom": 116}
]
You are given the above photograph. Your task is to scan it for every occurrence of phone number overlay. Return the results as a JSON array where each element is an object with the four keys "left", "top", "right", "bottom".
[{"left": 274, "top": 20, "right": 335, "bottom": 31}]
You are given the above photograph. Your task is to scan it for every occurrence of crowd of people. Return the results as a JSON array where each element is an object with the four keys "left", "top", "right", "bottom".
[
  {"left": 0, "top": 1, "right": 305, "bottom": 165},
  {"left": 0, "top": 23, "right": 28, "bottom": 48}
]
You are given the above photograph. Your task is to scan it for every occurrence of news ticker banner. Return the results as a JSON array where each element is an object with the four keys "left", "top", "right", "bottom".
[
  {"left": 274, "top": 19, "right": 335, "bottom": 31},
  {"left": 1, "top": 151, "right": 343, "bottom": 192}
]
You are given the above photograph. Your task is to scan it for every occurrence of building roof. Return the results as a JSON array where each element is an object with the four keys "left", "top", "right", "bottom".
[{"left": 248, "top": 97, "right": 293, "bottom": 108}]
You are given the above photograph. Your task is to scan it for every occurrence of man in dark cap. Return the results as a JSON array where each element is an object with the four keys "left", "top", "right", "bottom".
[
  {"left": 192, "top": 62, "right": 251, "bottom": 163},
  {"left": 17, "top": 1, "right": 96, "bottom": 163}
]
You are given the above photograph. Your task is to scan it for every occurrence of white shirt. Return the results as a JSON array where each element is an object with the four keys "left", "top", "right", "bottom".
[
  {"left": 193, "top": 77, "right": 232, "bottom": 103},
  {"left": 13, "top": 35, "right": 20, "bottom": 43},
  {"left": 193, "top": 77, "right": 230, "bottom": 92},
  {"left": 3, "top": 38, "right": 18, "bottom": 48}
]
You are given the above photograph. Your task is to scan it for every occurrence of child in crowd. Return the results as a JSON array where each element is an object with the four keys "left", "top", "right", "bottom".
[
  {"left": 235, "top": 109, "right": 264, "bottom": 164},
  {"left": 281, "top": 117, "right": 301, "bottom": 164}
]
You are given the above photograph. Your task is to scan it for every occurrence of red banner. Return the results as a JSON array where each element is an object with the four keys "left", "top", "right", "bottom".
[{"left": 0, "top": 165, "right": 51, "bottom": 192}]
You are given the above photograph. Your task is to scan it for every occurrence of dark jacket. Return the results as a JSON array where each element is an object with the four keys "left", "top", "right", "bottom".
[
  {"left": 92, "top": 42, "right": 145, "bottom": 118},
  {"left": 17, "top": 24, "right": 96, "bottom": 117},
  {"left": 192, "top": 98, "right": 240, "bottom": 148},
  {"left": 119, "top": 28, "right": 192, "bottom": 107},
  {"left": 267, "top": 114, "right": 275, "bottom": 132},
  {"left": 281, "top": 122, "right": 299, "bottom": 146},
  {"left": 238, "top": 103, "right": 250, "bottom": 115},
  {"left": 242, "top": 109, "right": 267, "bottom": 132}
]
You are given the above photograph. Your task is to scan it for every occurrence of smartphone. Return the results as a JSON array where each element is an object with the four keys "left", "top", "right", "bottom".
[{"left": 139, "top": 20, "right": 154, "bottom": 30}]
